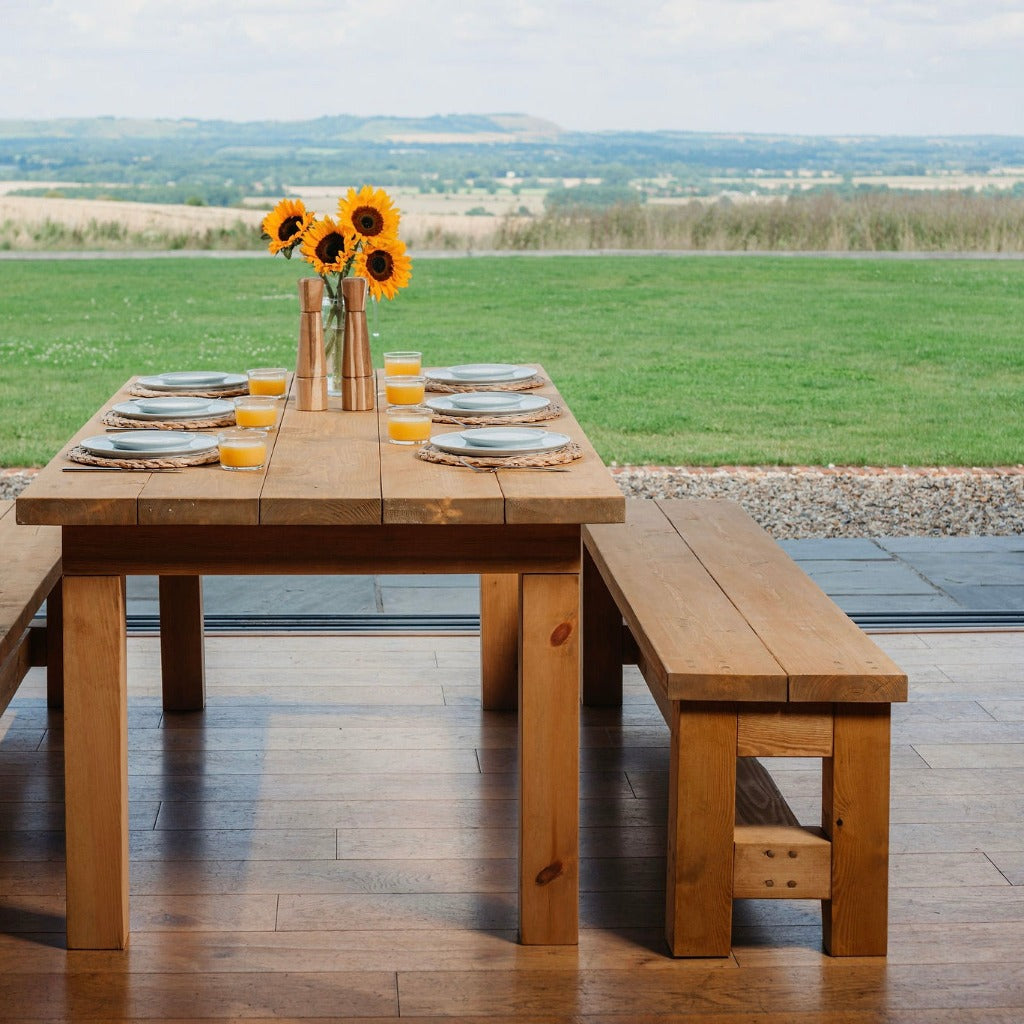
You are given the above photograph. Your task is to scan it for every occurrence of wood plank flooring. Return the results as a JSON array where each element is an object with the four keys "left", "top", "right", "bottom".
[{"left": 1, "top": 630, "right": 1023, "bottom": 1022}]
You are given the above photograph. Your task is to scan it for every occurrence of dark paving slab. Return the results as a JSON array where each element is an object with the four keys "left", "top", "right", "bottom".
[
  {"left": 885, "top": 551, "right": 1024, "bottom": 588},
  {"left": 784, "top": 560, "right": 942, "bottom": 596},
  {"left": 877, "top": 536, "right": 1024, "bottom": 554},
  {"left": 938, "top": 586, "right": 1024, "bottom": 612},
  {"left": 779, "top": 538, "right": 891, "bottom": 560}
]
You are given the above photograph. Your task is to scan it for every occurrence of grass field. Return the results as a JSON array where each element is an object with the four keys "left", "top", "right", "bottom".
[{"left": 1, "top": 254, "right": 1022, "bottom": 467}]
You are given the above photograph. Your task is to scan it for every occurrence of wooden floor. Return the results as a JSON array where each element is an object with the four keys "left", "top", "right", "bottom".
[{"left": 1, "top": 630, "right": 1023, "bottom": 1022}]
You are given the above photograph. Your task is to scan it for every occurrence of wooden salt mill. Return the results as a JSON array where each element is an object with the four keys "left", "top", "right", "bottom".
[
  {"left": 340, "top": 276, "right": 375, "bottom": 411},
  {"left": 295, "top": 277, "right": 328, "bottom": 411}
]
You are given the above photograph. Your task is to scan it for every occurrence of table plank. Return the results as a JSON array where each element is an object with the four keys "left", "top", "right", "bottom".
[
  {"left": 16, "top": 381, "right": 148, "bottom": 526},
  {"left": 261, "top": 394, "right": 382, "bottom": 525},
  {"left": 491, "top": 371, "right": 624, "bottom": 526},
  {"left": 379, "top": 374, "right": 503, "bottom": 525}
]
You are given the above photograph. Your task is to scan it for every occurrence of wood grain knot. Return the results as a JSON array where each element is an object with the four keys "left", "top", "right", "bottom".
[
  {"left": 535, "top": 861, "right": 563, "bottom": 886},
  {"left": 549, "top": 621, "right": 574, "bottom": 647}
]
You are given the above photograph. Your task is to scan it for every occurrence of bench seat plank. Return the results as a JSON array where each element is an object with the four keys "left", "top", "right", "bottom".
[
  {"left": 0, "top": 501, "right": 61, "bottom": 667},
  {"left": 584, "top": 501, "right": 787, "bottom": 703},
  {"left": 658, "top": 499, "right": 908, "bottom": 703}
]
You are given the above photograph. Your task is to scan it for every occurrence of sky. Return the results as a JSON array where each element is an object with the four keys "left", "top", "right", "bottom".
[{"left": 3, "top": 0, "right": 1023, "bottom": 136}]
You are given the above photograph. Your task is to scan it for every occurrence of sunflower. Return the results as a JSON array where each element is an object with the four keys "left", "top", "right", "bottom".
[
  {"left": 299, "top": 216, "right": 353, "bottom": 275},
  {"left": 337, "top": 186, "right": 400, "bottom": 245},
  {"left": 261, "top": 198, "right": 314, "bottom": 256},
  {"left": 354, "top": 238, "right": 412, "bottom": 301}
]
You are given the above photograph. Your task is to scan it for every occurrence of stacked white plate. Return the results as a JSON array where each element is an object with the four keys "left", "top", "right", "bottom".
[
  {"left": 111, "top": 397, "right": 234, "bottom": 421},
  {"left": 137, "top": 371, "right": 246, "bottom": 392},
  {"left": 424, "top": 392, "right": 550, "bottom": 417},
  {"left": 429, "top": 426, "right": 570, "bottom": 457},
  {"left": 79, "top": 430, "right": 219, "bottom": 459},
  {"left": 425, "top": 363, "right": 536, "bottom": 386}
]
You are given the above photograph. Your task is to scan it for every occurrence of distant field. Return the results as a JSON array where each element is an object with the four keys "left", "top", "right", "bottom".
[
  {"left": 7, "top": 188, "right": 1024, "bottom": 254},
  {"left": 1, "top": 254, "right": 1022, "bottom": 468}
]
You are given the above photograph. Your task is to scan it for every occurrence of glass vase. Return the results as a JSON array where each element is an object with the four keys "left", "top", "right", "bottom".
[{"left": 322, "top": 287, "right": 345, "bottom": 396}]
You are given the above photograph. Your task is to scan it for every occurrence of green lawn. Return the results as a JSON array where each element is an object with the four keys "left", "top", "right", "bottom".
[{"left": 2, "top": 254, "right": 1022, "bottom": 467}]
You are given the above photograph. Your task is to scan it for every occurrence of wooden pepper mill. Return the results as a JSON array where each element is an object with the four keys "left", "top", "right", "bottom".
[
  {"left": 340, "top": 276, "right": 375, "bottom": 411},
  {"left": 295, "top": 277, "right": 328, "bottom": 411}
]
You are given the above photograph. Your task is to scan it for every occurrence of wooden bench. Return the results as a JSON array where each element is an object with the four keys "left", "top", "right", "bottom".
[
  {"left": 0, "top": 500, "right": 63, "bottom": 715},
  {"left": 582, "top": 498, "right": 907, "bottom": 958}
]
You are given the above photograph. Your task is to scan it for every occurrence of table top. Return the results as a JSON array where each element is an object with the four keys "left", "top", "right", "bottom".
[{"left": 17, "top": 368, "right": 624, "bottom": 529}]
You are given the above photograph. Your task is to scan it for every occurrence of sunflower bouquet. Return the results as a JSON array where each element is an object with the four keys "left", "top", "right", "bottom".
[{"left": 261, "top": 186, "right": 412, "bottom": 388}]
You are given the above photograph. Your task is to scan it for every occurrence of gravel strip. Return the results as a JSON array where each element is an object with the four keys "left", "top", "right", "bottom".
[
  {"left": 5, "top": 465, "right": 1023, "bottom": 538},
  {"left": 611, "top": 465, "right": 1024, "bottom": 539}
]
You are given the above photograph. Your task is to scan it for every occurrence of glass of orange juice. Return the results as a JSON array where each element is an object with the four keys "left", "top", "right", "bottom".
[
  {"left": 383, "top": 374, "right": 426, "bottom": 405},
  {"left": 386, "top": 405, "right": 432, "bottom": 445},
  {"left": 217, "top": 429, "right": 268, "bottom": 471},
  {"left": 383, "top": 351, "right": 422, "bottom": 376},
  {"left": 247, "top": 367, "right": 288, "bottom": 397},
  {"left": 233, "top": 396, "right": 279, "bottom": 430}
]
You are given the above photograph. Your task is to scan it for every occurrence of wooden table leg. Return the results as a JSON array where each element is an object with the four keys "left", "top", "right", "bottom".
[
  {"left": 159, "top": 575, "right": 206, "bottom": 712},
  {"left": 480, "top": 573, "right": 518, "bottom": 711},
  {"left": 63, "top": 574, "right": 129, "bottom": 949},
  {"left": 822, "top": 703, "right": 891, "bottom": 956},
  {"left": 518, "top": 571, "right": 579, "bottom": 945},
  {"left": 581, "top": 545, "right": 623, "bottom": 707},
  {"left": 666, "top": 702, "right": 736, "bottom": 957}
]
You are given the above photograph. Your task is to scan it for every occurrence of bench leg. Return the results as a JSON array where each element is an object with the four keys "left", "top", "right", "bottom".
[
  {"left": 159, "top": 575, "right": 206, "bottom": 712},
  {"left": 518, "top": 571, "right": 579, "bottom": 944},
  {"left": 480, "top": 573, "right": 519, "bottom": 710},
  {"left": 666, "top": 702, "right": 737, "bottom": 956},
  {"left": 64, "top": 574, "right": 129, "bottom": 949},
  {"left": 822, "top": 703, "right": 891, "bottom": 956},
  {"left": 581, "top": 546, "right": 623, "bottom": 707},
  {"left": 45, "top": 578, "right": 64, "bottom": 710}
]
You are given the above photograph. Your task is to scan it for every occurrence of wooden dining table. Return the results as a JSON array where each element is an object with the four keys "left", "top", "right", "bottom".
[{"left": 15, "top": 367, "right": 624, "bottom": 950}]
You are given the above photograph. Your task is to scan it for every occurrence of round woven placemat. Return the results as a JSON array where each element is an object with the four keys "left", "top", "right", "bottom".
[
  {"left": 67, "top": 446, "right": 221, "bottom": 469},
  {"left": 425, "top": 375, "right": 546, "bottom": 394},
  {"left": 417, "top": 441, "right": 582, "bottom": 469},
  {"left": 128, "top": 383, "right": 250, "bottom": 399},
  {"left": 102, "top": 411, "right": 236, "bottom": 430},
  {"left": 430, "top": 403, "right": 563, "bottom": 426}
]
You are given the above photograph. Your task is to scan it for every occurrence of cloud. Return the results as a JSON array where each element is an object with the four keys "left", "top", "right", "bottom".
[{"left": 0, "top": 0, "right": 1022, "bottom": 133}]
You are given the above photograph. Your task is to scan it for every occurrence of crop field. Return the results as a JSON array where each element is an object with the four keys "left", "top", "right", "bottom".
[{"left": 1, "top": 254, "right": 1022, "bottom": 468}]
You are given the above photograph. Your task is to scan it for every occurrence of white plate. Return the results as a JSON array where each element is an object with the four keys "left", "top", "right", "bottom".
[
  {"left": 137, "top": 371, "right": 246, "bottom": 391},
  {"left": 425, "top": 393, "right": 550, "bottom": 417},
  {"left": 112, "top": 398, "right": 233, "bottom": 421},
  {"left": 461, "top": 427, "right": 545, "bottom": 448},
  {"left": 430, "top": 429, "right": 571, "bottom": 457},
  {"left": 425, "top": 365, "right": 536, "bottom": 385},
  {"left": 449, "top": 363, "right": 519, "bottom": 380},
  {"left": 80, "top": 432, "right": 218, "bottom": 459}
]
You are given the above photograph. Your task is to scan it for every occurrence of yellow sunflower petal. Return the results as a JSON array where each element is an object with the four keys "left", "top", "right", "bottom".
[
  {"left": 262, "top": 198, "right": 314, "bottom": 255},
  {"left": 354, "top": 238, "right": 412, "bottom": 301},
  {"left": 337, "top": 186, "right": 401, "bottom": 245},
  {"left": 299, "top": 216, "right": 354, "bottom": 276}
]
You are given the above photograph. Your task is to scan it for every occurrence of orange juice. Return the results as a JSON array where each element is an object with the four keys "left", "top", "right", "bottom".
[
  {"left": 247, "top": 367, "right": 288, "bottom": 396},
  {"left": 384, "top": 351, "right": 422, "bottom": 376},
  {"left": 233, "top": 397, "right": 278, "bottom": 428},
  {"left": 384, "top": 375, "right": 425, "bottom": 405},
  {"left": 386, "top": 406, "right": 431, "bottom": 445},
  {"left": 218, "top": 430, "right": 268, "bottom": 470}
]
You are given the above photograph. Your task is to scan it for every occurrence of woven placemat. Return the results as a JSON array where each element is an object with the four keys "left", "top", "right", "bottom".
[
  {"left": 430, "top": 403, "right": 563, "bottom": 426},
  {"left": 67, "top": 446, "right": 221, "bottom": 469},
  {"left": 128, "top": 383, "right": 250, "bottom": 399},
  {"left": 425, "top": 375, "right": 546, "bottom": 394},
  {"left": 418, "top": 441, "right": 582, "bottom": 469},
  {"left": 102, "top": 411, "right": 236, "bottom": 430}
]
